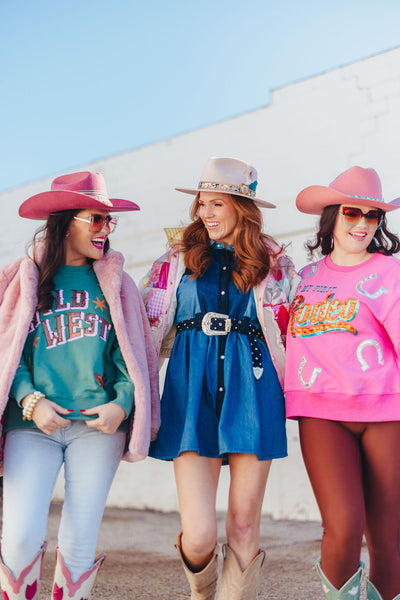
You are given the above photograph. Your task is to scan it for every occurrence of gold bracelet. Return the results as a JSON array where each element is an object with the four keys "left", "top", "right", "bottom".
[{"left": 22, "top": 391, "right": 45, "bottom": 421}]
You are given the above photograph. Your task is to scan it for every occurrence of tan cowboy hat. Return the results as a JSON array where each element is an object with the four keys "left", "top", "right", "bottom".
[
  {"left": 19, "top": 171, "right": 140, "bottom": 220},
  {"left": 175, "top": 156, "right": 276, "bottom": 209},
  {"left": 296, "top": 166, "right": 400, "bottom": 215}
]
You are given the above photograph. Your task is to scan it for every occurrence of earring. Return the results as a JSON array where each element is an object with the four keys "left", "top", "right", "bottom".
[{"left": 65, "top": 231, "right": 70, "bottom": 238}]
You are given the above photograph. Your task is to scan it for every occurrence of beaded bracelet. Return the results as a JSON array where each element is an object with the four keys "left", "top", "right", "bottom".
[{"left": 22, "top": 391, "right": 45, "bottom": 421}]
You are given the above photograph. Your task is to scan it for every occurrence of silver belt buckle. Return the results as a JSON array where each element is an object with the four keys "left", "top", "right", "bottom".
[{"left": 201, "top": 312, "right": 231, "bottom": 336}]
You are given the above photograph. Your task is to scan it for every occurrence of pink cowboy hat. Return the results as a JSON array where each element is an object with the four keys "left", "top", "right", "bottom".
[
  {"left": 19, "top": 171, "right": 140, "bottom": 220},
  {"left": 296, "top": 166, "right": 400, "bottom": 215},
  {"left": 175, "top": 156, "right": 276, "bottom": 209}
]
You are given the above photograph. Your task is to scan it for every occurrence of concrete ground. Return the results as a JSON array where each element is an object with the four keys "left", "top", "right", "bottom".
[{"left": 24, "top": 502, "right": 371, "bottom": 599}]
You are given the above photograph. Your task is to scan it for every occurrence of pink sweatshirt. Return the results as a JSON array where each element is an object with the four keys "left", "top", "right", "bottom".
[{"left": 285, "top": 253, "right": 400, "bottom": 422}]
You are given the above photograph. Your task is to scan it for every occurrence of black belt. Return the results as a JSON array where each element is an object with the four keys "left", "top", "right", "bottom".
[{"left": 176, "top": 312, "right": 265, "bottom": 379}]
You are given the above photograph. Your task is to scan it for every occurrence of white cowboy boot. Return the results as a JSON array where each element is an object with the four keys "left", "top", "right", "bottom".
[
  {"left": 51, "top": 547, "right": 105, "bottom": 600},
  {"left": 0, "top": 542, "right": 47, "bottom": 600}
]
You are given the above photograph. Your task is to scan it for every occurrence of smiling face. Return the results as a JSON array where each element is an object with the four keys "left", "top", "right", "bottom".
[
  {"left": 198, "top": 192, "right": 239, "bottom": 247},
  {"left": 331, "top": 203, "right": 381, "bottom": 266},
  {"left": 65, "top": 209, "right": 111, "bottom": 265}
]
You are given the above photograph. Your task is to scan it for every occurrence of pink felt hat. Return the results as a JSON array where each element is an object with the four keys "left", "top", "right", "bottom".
[
  {"left": 296, "top": 166, "right": 400, "bottom": 215},
  {"left": 175, "top": 156, "right": 276, "bottom": 209},
  {"left": 19, "top": 171, "right": 140, "bottom": 220}
]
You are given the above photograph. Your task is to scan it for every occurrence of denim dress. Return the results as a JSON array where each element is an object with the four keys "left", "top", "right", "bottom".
[{"left": 149, "top": 243, "right": 287, "bottom": 462}]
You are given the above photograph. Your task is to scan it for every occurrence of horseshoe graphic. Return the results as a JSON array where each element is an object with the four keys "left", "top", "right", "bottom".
[
  {"left": 356, "top": 340, "right": 385, "bottom": 371},
  {"left": 356, "top": 274, "right": 388, "bottom": 299},
  {"left": 300, "top": 263, "right": 317, "bottom": 281},
  {"left": 298, "top": 356, "right": 322, "bottom": 389}
]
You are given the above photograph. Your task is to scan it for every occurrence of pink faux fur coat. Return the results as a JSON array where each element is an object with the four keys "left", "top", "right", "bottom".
[{"left": 0, "top": 249, "right": 160, "bottom": 469}]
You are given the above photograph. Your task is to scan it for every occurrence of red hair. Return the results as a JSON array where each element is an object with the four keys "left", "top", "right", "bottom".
[{"left": 178, "top": 194, "right": 282, "bottom": 293}]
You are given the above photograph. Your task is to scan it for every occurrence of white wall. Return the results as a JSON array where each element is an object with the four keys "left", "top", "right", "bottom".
[{"left": 2, "top": 46, "right": 400, "bottom": 520}]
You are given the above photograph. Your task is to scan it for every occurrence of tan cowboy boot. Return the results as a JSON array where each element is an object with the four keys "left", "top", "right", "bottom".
[
  {"left": 175, "top": 532, "right": 219, "bottom": 600},
  {"left": 0, "top": 542, "right": 47, "bottom": 600},
  {"left": 51, "top": 546, "right": 105, "bottom": 600},
  {"left": 218, "top": 544, "right": 265, "bottom": 600}
]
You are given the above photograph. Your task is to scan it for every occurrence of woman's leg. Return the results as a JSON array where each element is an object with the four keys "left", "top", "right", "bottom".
[
  {"left": 299, "top": 418, "right": 365, "bottom": 589},
  {"left": 173, "top": 452, "right": 222, "bottom": 570},
  {"left": 225, "top": 453, "right": 270, "bottom": 570},
  {"left": 1, "top": 429, "right": 63, "bottom": 577},
  {"left": 362, "top": 421, "right": 400, "bottom": 600},
  {"left": 215, "top": 454, "right": 269, "bottom": 600},
  {"left": 57, "top": 422, "right": 125, "bottom": 581}
]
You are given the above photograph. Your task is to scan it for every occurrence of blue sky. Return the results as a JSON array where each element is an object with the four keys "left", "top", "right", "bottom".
[{"left": 1, "top": 0, "right": 400, "bottom": 192}]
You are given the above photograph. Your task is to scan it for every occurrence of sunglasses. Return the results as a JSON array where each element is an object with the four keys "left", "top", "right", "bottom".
[
  {"left": 340, "top": 206, "right": 384, "bottom": 229},
  {"left": 73, "top": 214, "right": 118, "bottom": 233}
]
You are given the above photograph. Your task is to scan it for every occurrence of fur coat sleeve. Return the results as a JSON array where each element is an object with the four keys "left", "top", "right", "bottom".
[
  {"left": 0, "top": 257, "right": 41, "bottom": 470},
  {"left": 94, "top": 250, "right": 160, "bottom": 460}
]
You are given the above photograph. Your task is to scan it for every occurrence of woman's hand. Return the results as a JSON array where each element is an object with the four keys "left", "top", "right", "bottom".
[
  {"left": 81, "top": 403, "right": 126, "bottom": 434},
  {"left": 21, "top": 395, "right": 72, "bottom": 435}
]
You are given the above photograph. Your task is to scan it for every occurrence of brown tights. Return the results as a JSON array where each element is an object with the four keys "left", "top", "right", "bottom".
[{"left": 299, "top": 417, "right": 400, "bottom": 600}]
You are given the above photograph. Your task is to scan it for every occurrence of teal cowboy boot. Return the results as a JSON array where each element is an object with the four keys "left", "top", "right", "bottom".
[
  {"left": 316, "top": 560, "right": 363, "bottom": 599},
  {"left": 366, "top": 579, "right": 400, "bottom": 600}
]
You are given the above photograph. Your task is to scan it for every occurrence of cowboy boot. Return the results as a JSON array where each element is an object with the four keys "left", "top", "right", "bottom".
[
  {"left": 51, "top": 547, "right": 105, "bottom": 600},
  {"left": 0, "top": 542, "right": 47, "bottom": 600},
  {"left": 218, "top": 544, "right": 265, "bottom": 600},
  {"left": 366, "top": 579, "right": 400, "bottom": 600},
  {"left": 316, "top": 560, "right": 363, "bottom": 599},
  {"left": 175, "top": 532, "right": 218, "bottom": 600}
]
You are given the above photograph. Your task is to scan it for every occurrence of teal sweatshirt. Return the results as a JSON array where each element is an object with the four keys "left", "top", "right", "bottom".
[{"left": 6, "top": 264, "right": 134, "bottom": 432}]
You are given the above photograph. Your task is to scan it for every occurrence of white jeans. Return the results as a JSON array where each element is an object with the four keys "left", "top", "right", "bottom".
[{"left": 1, "top": 421, "right": 125, "bottom": 581}]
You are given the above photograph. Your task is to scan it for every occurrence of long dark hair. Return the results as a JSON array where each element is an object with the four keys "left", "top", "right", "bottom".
[
  {"left": 180, "top": 194, "right": 282, "bottom": 293},
  {"left": 306, "top": 204, "right": 400, "bottom": 258},
  {"left": 30, "top": 210, "right": 110, "bottom": 312}
]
